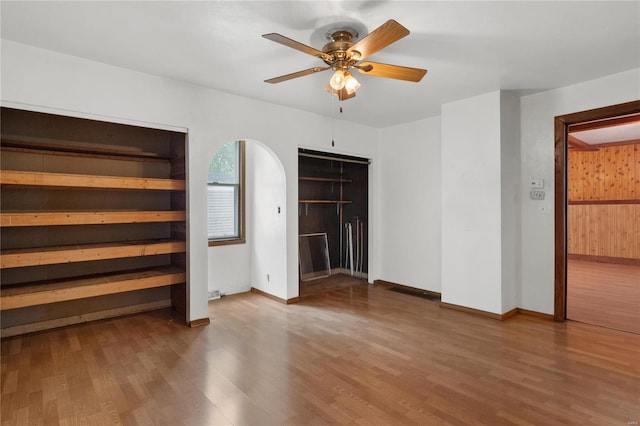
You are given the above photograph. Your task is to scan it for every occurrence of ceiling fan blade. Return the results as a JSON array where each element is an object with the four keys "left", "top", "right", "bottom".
[
  {"left": 265, "top": 66, "right": 330, "bottom": 84},
  {"left": 262, "top": 33, "right": 331, "bottom": 61},
  {"left": 347, "top": 20, "right": 410, "bottom": 60},
  {"left": 338, "top": 87, "right": 356, "bottom": 101},
  {"left": 356, "top": 61, "right": 427, "bottom": 82}
]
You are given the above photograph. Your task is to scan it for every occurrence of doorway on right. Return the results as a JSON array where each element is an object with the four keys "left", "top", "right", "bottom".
[{"left": 566, "top": 114, "right": 640, "bottom": 334}]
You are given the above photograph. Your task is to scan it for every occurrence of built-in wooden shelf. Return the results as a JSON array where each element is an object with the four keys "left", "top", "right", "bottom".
[
  {"left": 1, "top": 211, "right": 186, "bottom": 227},
  {"left": 298, "top": 200, "right": 352, "bottom": 204},
  {"left": 0, "top": 267, "right": 186, "bottom": 311},
  {"left": 1, "top": 240, "right": 186, "bottom": 269},
  {"left": 0, "top": 170, "right": 185, "bottom": 191},
  {"left": 1, "top": 135, "right": 169, "bottom": 160},
  {"left": 1, "top": 107, "right": 189, "bottom": 334},
  {"left": 299, "top": 176, "right": 352, "bottom": 183}
]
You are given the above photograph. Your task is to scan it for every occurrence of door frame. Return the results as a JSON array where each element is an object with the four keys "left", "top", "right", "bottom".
[{"left": 554, "top": 100, "right": 640, "bottom": 321}]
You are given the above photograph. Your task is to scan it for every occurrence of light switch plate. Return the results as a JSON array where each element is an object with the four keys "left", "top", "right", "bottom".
[{"left": 529, "top": 179, "right": 544, "bottom": 189}]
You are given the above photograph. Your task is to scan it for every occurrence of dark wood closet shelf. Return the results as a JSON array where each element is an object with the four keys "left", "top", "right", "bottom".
[
  {"left": 1, "top": 240, "right": 186, "bottom": 269},
  {"left": 0, "top": 266, "right": 186, "bottom": 311},
  {"left": 298, "top": 200, "right": 352, "bottom": 204},
  {"left": 0, "top": 170, "right": 185, "bottom": 191},
  {"left": 299, "top": 176, "right": 352, "bottom": 183}
]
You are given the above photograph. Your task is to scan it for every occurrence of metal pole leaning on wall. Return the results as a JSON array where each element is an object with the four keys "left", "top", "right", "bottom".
[
  {"left": 359, "top": 219, "right": 364, "bottom": 273},
  {"left": 346, "top": 222, "right": 354, "bottom": 276},
  {"left": 355, "top": 217, "right": 360, "bottom": 275}
]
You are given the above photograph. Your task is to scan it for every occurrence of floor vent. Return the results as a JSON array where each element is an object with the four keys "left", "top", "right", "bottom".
[{"left": 387, "top": 286, "right": 441, "bottom": 301}]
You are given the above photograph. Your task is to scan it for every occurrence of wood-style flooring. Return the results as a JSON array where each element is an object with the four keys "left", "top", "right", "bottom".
[
  {"left": 299, "top": 273, "right": 367, "bottom": 298},
  {"left": 567, "top": 259, "right": 640, "bottom": 334},
  {"left": 2, "top": 284, "right": 639, "bottom": 425}
]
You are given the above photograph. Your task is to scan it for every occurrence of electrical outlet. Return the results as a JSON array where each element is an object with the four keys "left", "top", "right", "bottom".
[
  {"left": 530, "top": 190, "right": 545, "bottom": 200},
  {"left": 267, "top": 274, "right": 270, "bottom": 282}
]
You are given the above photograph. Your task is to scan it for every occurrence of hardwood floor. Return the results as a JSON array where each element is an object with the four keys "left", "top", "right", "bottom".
[
  {"left": 2, "top": 284, "right": 639, "bottom": 425},
  {"left": 299, "top": 273, "right": 367, "bottom": 298},
  {"left": 567, "top": 259, "right": 640, "bottom": 334}
]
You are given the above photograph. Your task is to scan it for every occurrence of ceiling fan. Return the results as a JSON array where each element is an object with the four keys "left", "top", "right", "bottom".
[{"left": 262, "top": 19, "right": 427, "bottom": 101}]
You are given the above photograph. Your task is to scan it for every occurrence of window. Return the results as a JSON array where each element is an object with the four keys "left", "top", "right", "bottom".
[{"left": 208, "top": 140, "right": 245, "bottom": 245}]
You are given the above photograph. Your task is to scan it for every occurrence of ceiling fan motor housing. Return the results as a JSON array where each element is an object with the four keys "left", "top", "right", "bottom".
[{"left": 322, "top": 30, "right": 360, "bottom": 70}]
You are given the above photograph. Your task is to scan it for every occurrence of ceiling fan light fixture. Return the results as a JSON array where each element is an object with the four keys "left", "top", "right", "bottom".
[
  {"left": 324, "top": 84, "right": 338, "bottom": 94},
  {"left": 343, "top": 72, "right": 360, "bottom": 95},
  {"left": 329, "top": 69, "right": 346, "bottom": 90}
]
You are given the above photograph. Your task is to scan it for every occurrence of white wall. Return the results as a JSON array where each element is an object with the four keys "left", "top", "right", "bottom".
[
  {"left": 247, "top": 141, "right": 287, "bottom": 300},
  {"left": 1, "top": 40, "right": 379, "bottom": 321},
  {"left": 519, "top": 68, "right": 640, "bottom": 314},
  {"left": 441, "top": 91, "right": 503, "bottom": 313},
  {"left": 378, "top": 117, "right": 441, "bottom": 291},
  {"left": 207, "top": 242, "right": 251, "bottom": 296},
  {"left": 500, "top": 92, "right": 521, "bottom": 313}
]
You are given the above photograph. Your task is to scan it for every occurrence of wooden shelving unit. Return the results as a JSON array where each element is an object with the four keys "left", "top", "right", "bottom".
[{"left": 0, "top": 107, "right": 188, "bottom": 337}]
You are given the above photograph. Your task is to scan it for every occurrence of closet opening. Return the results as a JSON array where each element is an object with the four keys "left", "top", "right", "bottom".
[{"left": 298, "top": 149, "right": 369, "bottom": 297}]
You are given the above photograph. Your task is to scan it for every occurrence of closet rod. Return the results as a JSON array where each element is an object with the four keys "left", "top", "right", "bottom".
[{"left": 298, "top": 152, "right": 370, "bottom": 165}]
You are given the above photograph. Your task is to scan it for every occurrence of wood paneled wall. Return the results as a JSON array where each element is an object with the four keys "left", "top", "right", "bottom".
[
  {"left": 568, "top": 204, "right": 640, "bottom": 259},
  {"left": 568, "top": 143, "right": 640, "bottom": 259},
  {"left": 568, "top": 143, "right": 639, "bottom": 201}
]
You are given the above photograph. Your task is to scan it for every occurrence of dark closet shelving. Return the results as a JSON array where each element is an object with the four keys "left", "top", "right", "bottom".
[{"left": 298, "top": 149, "right": 368, "bottom": 274}]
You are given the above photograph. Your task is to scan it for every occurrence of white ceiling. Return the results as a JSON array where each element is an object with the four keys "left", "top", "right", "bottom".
[
  {"left": 1, "top": 1, "right": 639, "bottom": 128},
  {"left": 571, "top": 120, "right": 640, "bottom": 146}
]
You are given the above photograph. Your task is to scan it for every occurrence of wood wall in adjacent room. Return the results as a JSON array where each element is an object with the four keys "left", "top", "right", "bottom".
[
  {"left": 568, "top": 143, "right": 639, "bottom": 201},
  {"left": 568, "top": 143, "right": 640, "bottom": 260}
]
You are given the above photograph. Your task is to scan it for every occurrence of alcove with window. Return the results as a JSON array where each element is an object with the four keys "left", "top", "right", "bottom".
[{"left": 207, "top": 140, "right": 287, "bottom": 300}]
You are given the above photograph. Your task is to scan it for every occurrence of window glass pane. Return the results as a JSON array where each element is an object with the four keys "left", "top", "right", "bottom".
[
  {"left": 208, "top": 141, "right": 239, "bottom": 184},
  {"left": 207, "top": 185, "right": 238, "bottom": 239}
]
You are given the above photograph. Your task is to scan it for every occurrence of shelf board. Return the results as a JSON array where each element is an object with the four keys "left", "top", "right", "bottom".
[
  {"left": 0, "top": 266, "right": 186, "bottom": 311},
  {"left": 1, "top": 211, "right": 186, "bottom": 227},
  {"left": 1, "top": 135, "right": 170, "bottom": 160},
  {"left": 298, "top": 200, "right": 352, "bottom": 204},
  {"left": 1, "top": 240, "right": 186, "bottom": 269},
  {"left": 299, "top": 176, "right": 352, "bottom": 183},
  {"left": 0, "top": 170, "right": 185, "bottom": 191}
]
